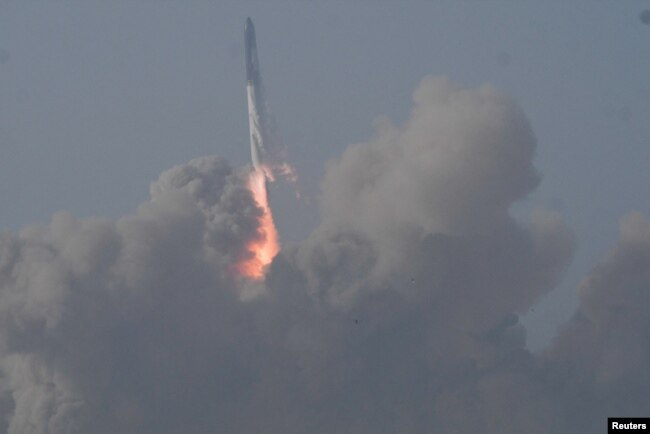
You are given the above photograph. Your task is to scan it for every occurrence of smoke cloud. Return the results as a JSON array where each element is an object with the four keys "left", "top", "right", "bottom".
[{"left": 0, "top": 76, "right": 646, "bottom": 433}]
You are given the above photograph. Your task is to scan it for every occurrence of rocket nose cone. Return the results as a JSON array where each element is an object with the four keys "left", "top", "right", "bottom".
[{"left": 245, "top": 17, "right": 253, "bottom": 31}]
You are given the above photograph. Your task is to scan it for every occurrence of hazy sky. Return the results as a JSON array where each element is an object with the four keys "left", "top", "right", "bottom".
[
  {"left": 1, "top": 3, "right": 650, "bottom": 432},
  {"left": 1, "top": 0, "right": 649, "bottom": 364}
]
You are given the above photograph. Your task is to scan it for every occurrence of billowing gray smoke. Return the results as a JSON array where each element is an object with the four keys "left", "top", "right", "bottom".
[{"left": 0, "top": 76, "right": 646, "bottom": 433}]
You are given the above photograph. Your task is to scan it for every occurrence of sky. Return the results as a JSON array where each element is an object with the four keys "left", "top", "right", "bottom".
[{"left": 0, "top": 2, "right": 649, "bottom": 433}]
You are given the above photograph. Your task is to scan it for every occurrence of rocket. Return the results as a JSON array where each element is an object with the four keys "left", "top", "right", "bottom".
[{"left": 245, "top": 18, "right": 267, "bottom": 174}]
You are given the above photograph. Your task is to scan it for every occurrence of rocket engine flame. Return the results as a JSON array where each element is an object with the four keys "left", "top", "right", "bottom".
[{"left": 233, "top": 167, "right": 280, "bottom": 280}]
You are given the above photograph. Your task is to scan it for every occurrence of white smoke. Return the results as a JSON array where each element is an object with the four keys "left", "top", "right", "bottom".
[{"left": 0, "top": 76, "right": 646, "bottom": 433}]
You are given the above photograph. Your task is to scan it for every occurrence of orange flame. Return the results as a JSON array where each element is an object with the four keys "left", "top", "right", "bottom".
[{"left": 233, "top": 168, "right": 280, "bottom": 280}]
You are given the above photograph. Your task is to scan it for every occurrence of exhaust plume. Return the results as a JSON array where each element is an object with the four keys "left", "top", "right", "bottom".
[
  {"left": 0, "top": 76, "right": 647, "bottom": 433},
  {"left": 232, "top": 167, "right": 280, "bottom": 280}
]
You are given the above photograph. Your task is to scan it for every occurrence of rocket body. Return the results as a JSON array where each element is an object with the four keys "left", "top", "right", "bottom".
[
  {"left": 247, "top": 81, "right": 264, "bottom": 171},
  {"left": 245, "top": 18, "right": 267, "bottom": 174}
]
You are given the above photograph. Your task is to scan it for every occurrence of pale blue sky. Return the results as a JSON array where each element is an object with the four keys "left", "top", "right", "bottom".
[{"left": 1, "top": 2, "right": 649, "bottom": 348}]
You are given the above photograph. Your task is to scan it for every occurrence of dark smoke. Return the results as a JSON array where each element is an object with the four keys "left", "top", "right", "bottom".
[
  {"left": 640, "top": 10, "right": 650, "bottom": 25},
  {"left": 0, "top": 77, "right": 646, "bottom": 433}
]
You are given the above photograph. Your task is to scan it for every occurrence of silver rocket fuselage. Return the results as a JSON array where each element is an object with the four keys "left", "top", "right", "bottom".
[{"left": 245, "top": 18, "right": 265, "bottom": 173}]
